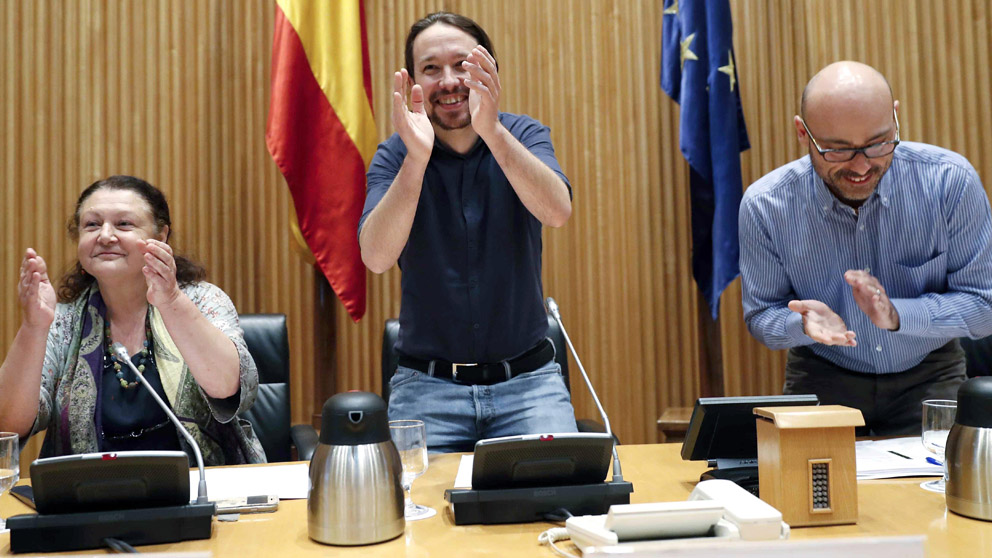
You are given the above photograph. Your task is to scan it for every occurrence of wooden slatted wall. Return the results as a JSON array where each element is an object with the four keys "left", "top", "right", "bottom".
[{"left": 3, "top": 1, "right": 991, "bottom": 476}]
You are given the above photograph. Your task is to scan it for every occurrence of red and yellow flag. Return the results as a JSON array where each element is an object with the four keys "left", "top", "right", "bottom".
[{"left": 266, "top": 0, "right": 376, "bottom": 322}]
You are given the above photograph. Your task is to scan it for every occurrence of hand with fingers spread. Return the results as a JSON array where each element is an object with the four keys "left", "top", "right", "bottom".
[
  {"left": 140, "top": 239, "right": 181, "bottom": 307},
  {"left": 392, "top": 68, "right": 435, "bottom": 163},
  {"left": 18, "top": 248, "right": 56, "bottom": 329},
  {"left": 463, "top": 45, "right": 502, "bottom": 141},
  {"left": 788, "top": 299, "right": 857, "bottom": 346},
  {"left": 844, "top": 269, "right": 900, "bottom": 330}
]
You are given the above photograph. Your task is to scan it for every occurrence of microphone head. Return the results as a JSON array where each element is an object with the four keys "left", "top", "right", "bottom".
[
  {"left": 545, "top": 297, "right": 560, "bottom": 319},
  {"left": 111, "top": 342, "right": 130, "bottom": 361}
]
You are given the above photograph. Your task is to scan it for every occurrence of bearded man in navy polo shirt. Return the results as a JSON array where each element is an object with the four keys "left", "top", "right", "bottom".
[{"left": 359, "top": 12, "right": 577, "bottom": 453}]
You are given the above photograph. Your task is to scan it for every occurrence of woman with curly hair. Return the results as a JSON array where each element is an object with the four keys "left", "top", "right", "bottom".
[{"left": 0, "top": 175, "right": 265, "bottom": 465}]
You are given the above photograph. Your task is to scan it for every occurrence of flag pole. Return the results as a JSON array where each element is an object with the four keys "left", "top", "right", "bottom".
[
  {"left": 696, "top": 291, "right": 725, "bottom": 398},
  {"left": 312, "top": 267, "right": 338, "bottom": 429}
]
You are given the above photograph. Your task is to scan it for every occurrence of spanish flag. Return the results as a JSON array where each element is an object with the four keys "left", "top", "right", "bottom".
[{"left": 266, "top": 0, "right": 376, "bottom": 321}]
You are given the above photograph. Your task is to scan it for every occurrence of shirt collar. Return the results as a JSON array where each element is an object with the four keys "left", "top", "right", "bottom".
[{"left": 432, "top": 135, "right": 485, "bottom": 159}]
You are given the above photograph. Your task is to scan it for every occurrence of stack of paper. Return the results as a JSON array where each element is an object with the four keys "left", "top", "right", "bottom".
[
  {"left": 188, "top": 463, "right": 310, "bottom": 501},
  {"left": 855, "top": 437, "right": 943, "bottom": 480}
]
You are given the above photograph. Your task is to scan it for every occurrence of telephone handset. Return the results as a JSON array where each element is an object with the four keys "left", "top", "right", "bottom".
[{"left": 563, "top": 479, "right": 789, "bottom": 552}]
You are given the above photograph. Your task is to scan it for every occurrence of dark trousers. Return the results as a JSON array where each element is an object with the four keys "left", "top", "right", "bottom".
[{"left": 784, "top": 340, "right": 966, "bottom": 437}]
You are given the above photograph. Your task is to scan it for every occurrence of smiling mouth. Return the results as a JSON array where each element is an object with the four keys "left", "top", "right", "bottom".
[
  {"left": 844, "top": 172, "right": 872, "bottom": 185},
  {"left": 437, "top": 95, "right": 467, "bottom": 107},
  {"left": 432, "top": 88, "right": 470, "bottom": 109}
]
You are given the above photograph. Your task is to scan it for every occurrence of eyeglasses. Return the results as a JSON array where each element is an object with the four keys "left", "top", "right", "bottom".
[{"left": 800, "top": 109, "right": 900, "bottom": 163}]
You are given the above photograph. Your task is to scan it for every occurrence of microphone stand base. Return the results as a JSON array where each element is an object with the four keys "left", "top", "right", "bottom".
[
  {"left": 444, "top": 481, "right": 633, "bottom": 525},
  {"left": 8, "top": 502, "right": 215, "bottom": 553}
]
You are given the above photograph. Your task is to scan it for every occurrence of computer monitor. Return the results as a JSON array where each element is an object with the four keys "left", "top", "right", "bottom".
[
  {"left": 681, "top": 395, "right": 819, "bottom": 462},
  {"left": 679, "top": 395, "right": 819, "bottom": 495}
]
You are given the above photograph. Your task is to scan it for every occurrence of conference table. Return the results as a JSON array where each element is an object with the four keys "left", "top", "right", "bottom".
[{"left": 2, "top": 443, "right": 990, "bottom": 556}]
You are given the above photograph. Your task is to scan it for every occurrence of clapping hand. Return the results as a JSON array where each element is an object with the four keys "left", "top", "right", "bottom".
[
  {"left": 462, "top": 45, "right": 501, "bottom": 141},
  {"left": 140, "top": 239, "right": 181, "bottom": 307},
  {"left": 844, "top": 269, "right": 900, "bottom": 331},
  {"left": 392, "top": 68, "right": 435, "bottom": 163},
  {"left": 788, "top": 299, "right": 857, "bottom": 346},
  {"left": 18, "top": 249, "right": 56, "bottom": 329}
]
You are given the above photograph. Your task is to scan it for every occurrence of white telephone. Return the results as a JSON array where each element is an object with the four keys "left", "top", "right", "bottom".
[{"left": 556, "top": 479, "right": 789, "bottom": 555}]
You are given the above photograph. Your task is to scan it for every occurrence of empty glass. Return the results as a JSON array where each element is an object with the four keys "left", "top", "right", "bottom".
[
  {"left": 389, "top": 419, "right": 436, "bottom": 521},
  {"left": 921, "top": 399, "right": 956, "bottom": 493},
  {"left": 0, "top": 432, "right": 20, "bottom": 532}
]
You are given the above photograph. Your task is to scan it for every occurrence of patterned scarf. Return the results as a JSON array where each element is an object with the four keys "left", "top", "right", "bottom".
[{"left": 58, "top": 287, "right": 186, "bottom": 452}]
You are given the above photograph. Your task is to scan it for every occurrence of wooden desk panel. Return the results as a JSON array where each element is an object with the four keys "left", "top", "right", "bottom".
[{"left": 2, "top": 444, "right": 990, "bottom": 557}]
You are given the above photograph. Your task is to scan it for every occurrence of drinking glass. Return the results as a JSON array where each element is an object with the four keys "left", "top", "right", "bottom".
[
  {"left": 921, "top": 399, "right": 956, "bottom": 493},
  {"left": 0, "top": 432, "right": 20, "bottom": 531},
  {"left": 389, "top": 419, "right": 436, "bottom": 521}
]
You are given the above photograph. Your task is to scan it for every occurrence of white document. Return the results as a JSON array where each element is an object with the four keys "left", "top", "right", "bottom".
[
  {"left": 582, "top": 535, "right": 925, "bottom": 558},
  {"left": 855, "top": 437, "right": 942, "bottom": 480},
  {"left": 454, "top": 455, "right": 474, "bottom": 489},
  {"left": 189, "top": 463, "right": 310, "bottom": 502}
]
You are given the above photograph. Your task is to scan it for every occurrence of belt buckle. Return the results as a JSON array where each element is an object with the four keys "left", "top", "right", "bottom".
[{"left": 451, "top": 363, "right": 478, "bottom": 382}]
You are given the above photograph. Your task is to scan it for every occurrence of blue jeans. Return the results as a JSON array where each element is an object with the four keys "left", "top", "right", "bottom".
[{"left": 387, "top": 359, "right": 578, "bottom": 453}]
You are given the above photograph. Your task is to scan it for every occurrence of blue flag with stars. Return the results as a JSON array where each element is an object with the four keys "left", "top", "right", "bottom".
[{"left": 661, "top": 0, "right": 749, "bottom": 319}]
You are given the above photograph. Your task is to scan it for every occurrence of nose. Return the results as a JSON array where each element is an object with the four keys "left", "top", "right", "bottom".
[
  {"left": 97, "top": 223, "right": 117, "bottom": 243},
  {"left": 847, "top": 151, "right": 872, "bottom": 175},
  {"left": 439, "top": 64, "right": 462, "bottom": 90}
]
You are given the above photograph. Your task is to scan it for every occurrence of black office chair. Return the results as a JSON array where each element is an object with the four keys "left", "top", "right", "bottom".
[
  {"left": 380, "top": 314, "right": 611, "bottom": 437},
  {"left": 961, "top": 335, "right": 992, "bottom": 377},
  {"left": 239, "top": 313, "right": 318, "bottom": 462}
]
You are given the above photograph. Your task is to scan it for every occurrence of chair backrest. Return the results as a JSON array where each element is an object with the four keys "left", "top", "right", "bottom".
[
  {"left": 381, "top": 313, "right": 570, "bottom": 401},
  {"left": 961, "top": 335, "right": 992, "bottom": 377},
  {"left": 239, "top": 313, "right": 292, "bottom": 462}
]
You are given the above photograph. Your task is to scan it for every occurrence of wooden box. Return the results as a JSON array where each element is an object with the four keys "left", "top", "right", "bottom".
[{"left": 753, "top": 405, "right": 865, "bottom": 527}]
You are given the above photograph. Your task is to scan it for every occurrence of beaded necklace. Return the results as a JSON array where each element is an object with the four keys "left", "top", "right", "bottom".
[{"left": 104, "top": 312, "right": 154, "bottom": 390}]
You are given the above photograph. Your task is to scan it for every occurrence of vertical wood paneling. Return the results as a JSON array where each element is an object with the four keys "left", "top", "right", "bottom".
[
  {"left": 4, "top": 1, "right": 992, "bottom": 473},
  {"left": 2, "top": 0, "right": 315, "bottom": 471}
]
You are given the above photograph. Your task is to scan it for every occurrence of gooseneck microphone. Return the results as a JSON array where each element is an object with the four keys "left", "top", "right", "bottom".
[
  {"left": 112, "top": 342, "right": 209, "bottom": 504},
  {"left": 545, "top": 297, "right": 624, "bottom": 483}
]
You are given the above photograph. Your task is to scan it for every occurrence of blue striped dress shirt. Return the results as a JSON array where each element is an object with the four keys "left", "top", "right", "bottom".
[{"left": 740, "top": 141, "right": 992, "bottom": 374}]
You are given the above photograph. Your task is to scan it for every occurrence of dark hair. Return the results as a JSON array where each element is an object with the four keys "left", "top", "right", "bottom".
[
  {"left": 58, "top": 175, "right": 207, "bottom": 302},
  {"left": 404, "top": 12, "right": 497, "bottom": 77}
]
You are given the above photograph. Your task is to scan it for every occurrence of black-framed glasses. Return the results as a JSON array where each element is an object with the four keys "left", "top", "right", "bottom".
[{"left": 800, "top": 109, "right": 900, "bottom": 163}]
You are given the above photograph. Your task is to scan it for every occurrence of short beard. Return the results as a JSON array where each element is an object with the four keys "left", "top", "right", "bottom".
[
  {"left": 809, "top": 147, "right": 891, "bottom": 209},
  {"left": 428, "top": 110, "right": 471, "bottom": 131},
  {"left": 428, "top": 87, "right": 472, "bottom": 131}
]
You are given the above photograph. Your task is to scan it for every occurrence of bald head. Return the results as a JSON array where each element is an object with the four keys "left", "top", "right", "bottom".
[{"left": 801, "top": 61, "right": 893, "bottom": 119}]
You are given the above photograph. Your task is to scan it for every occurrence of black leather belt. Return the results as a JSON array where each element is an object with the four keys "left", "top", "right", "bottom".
[{"left": 398, "top": 339, "right": 555, "bottom": 385}]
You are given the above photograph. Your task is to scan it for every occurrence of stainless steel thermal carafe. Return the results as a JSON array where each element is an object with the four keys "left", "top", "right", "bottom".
[
  {"left": 946, "top": 377, "right": 992, "bottom": 521},
  {"left": 308, "top": 391, "right": 404, "bottom": 545}
]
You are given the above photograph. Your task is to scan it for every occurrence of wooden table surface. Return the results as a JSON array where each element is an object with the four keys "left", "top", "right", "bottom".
[{"left": 2, "top": 443, "right": 991, "bottom": 557}]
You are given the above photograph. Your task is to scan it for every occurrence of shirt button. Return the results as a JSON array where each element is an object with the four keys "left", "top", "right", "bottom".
[
  {"left": 864, "top": 267, "right": 871, "bottom": 273},
  {"left": 859, "top": 225, "right": 865, "bottom": 231},
  {"left": 875, "top": 345, "right": 882, "bottom": 352},
  {"left": 473, "top": 323, "right": 480, "bottom": 330},
  {"left": 470, "top": 278, "right": 478, "bottom": 287},
  {"left": 822, "top": 205, "right": 830, "bottom": 212}
]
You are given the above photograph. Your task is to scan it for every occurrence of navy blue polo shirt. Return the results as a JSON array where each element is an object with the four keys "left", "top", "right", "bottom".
[{"left": 361, "top": 112, "right": 571, "bottom": 363}]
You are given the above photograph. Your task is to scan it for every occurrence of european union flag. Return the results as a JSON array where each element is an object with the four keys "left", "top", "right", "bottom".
[{"left": 661, "top": 0, "right": 749, "bottom": 319}]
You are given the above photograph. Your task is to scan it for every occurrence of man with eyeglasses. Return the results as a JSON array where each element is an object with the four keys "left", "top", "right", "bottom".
[{"left": 739, "top": 61, "right": 992, "bottom": 435}]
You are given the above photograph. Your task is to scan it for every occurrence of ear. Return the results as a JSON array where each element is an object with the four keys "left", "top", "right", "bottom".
[
  {"left": 893, "top": 99, "right": 900, "bottom": 116},
  {"left": 157, "top": 225, "right": 170, "bottom": 243},
  {"left": 794, "top": 115, "right": 809, "bottom": 147}
]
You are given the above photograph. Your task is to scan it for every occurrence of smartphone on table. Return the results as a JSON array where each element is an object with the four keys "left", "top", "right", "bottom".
[{"left": 214, "top": 494, "right": 279, "bottom": 514}]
